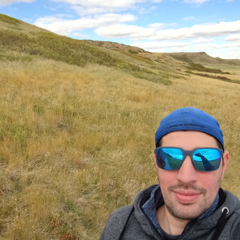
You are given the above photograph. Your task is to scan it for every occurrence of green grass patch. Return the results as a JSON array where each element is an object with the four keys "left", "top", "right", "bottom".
[
  {"left": 187, "top": 63, "right": 230, "bottom": 74},
  {"left": 0, "top": 14, "right": 21, "bottom": 25},
  {"left": 128, "top": 50, "right": 139, "bottom": 54}
]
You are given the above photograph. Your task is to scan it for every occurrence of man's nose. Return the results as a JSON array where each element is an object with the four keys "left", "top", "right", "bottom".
[{"left": 176, "top": 155, "right": 198, "bottom": 183}]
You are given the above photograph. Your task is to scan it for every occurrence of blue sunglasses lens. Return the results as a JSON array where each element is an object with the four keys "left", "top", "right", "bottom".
[
  {"left": 155, "top": 148, "right": 183, "bottom": 170},
  {"left": 155, "top": 148, "right": 222, "bottom": 171},
  {"left": 193, "top": 149, "right": 221, "bottom": 171}
]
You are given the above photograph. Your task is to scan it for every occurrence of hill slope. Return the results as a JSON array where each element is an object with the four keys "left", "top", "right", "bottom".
[{"left": 1, "top": 13, "right": 189, "bottom": 86}]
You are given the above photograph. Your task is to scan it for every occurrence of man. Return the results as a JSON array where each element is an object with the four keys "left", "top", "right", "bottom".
[{"left": 100, "top": 107, "right": 240, "bottom": 240}]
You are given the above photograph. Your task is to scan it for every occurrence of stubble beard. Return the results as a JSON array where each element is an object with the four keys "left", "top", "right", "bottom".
[{"left": 164, "top": 183, "right": 210, "bottom": 221}]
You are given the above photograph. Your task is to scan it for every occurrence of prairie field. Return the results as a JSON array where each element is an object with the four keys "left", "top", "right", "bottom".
[
  {"left": 0, "top": 58, "right": 240, "bottom": 240},
  {"left": 1, "top": 13, "right": 240, "bottom": 240}
]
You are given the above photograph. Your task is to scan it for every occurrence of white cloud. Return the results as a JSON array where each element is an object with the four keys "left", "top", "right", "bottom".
[
  {"left": 225, "top": 34, "right": 240, "bottom": 42},
  {"left": 171, "top": 46, "right": 189, "bottom": 52},
  {"left": 194, "top": 42, "right": 240, "bottom": 50},
  {"left": 132, "top": 41, "right": 189, "bottom": 49},
  {"left": 184, "top": 0, "right": 209, "bottom": 4},
  {"left": 192, "top": 37, "right": 214, "bottom": 43},
  {"left": 0, "top": 0, "right": 34, "bottom": 5},
  {"left": 95, "top": 21, "right": 240, "bottom": 41},
  {"left": 52, "top": 0, "right": 162, "bottom": 8},
  {"left": 151, "top": 21, "right": 240, "bottom": 40},
  {"left": 73, "top": 6, "right": 111, "bottom": 16},
  {"left": 95, "top": 24, "right": 154, "bottom": 40},
  {"left": 34, "top": 14, "right": 136, "bottom": 36},
  {"left": 148, "top": 23, "right": 177, "bottom": 30},
  {"left": 52, "top": 0, "right": 162, "bottom": 15},
  {"left": 209, "top": 48, "right": 240, "bottom": 60}
]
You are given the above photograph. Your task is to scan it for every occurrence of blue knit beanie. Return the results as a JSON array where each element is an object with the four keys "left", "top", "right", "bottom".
[{"left": 155, "top": 107, "right": 224, "bottom": 150}]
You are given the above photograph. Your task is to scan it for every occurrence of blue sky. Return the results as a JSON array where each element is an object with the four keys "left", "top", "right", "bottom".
[{"left": 1, "top": 0, "right": 240, "bottom": 59}]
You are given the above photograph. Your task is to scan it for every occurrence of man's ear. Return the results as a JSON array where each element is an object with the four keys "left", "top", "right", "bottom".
[{"left": 221, "top": 151, "right": 230, "bottom": 181}]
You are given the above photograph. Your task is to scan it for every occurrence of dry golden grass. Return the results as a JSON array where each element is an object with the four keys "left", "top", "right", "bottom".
[
  {"left": 0, "top": 58, "right": 240, "bottom": 240},
  {"left": 205, "top": 64, "right": 240, "bottom": 83}
]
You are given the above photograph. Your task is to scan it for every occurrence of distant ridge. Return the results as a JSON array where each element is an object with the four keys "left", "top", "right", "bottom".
[
  {"left": 169, "top": 52, "right": 240, "bottom": 66},
  {"left": 84, "top": 41, "right": 240, "bottom": 66}
]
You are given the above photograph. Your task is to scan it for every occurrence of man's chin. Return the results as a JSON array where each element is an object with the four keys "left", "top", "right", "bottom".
[{"left": 166, "top": 203, "right": 206, "bottom": 221}]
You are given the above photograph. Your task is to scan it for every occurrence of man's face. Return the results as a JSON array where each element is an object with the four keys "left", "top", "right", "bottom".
[{"left": 154, "top": 131, "right": 229, "bottom": 220}]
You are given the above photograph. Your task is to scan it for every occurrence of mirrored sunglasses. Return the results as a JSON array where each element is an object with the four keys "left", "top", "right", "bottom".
[{"left": 154, "top": 147, "right": 223, "bottom": 172}]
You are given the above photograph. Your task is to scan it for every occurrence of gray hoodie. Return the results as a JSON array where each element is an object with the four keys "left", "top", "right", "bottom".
[{"left": 100, "top": 185, "right": 240, "bottom": 240}]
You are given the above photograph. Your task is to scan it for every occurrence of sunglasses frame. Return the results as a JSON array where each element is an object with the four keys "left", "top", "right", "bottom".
[{"left": 154, "top": 147, "right": 223, "bottom": 172}]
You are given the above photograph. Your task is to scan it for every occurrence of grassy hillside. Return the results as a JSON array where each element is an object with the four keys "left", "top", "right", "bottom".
[
  {"left": 1, "top": 14, "right": 240, "bottom": 240},
  {"left": 0, "top": 13, "right": 188, "bottom": 86}
]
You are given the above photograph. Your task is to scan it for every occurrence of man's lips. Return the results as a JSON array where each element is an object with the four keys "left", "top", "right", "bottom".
[{"left": 173, "top": 191, "right": 201, "bottom": 204}]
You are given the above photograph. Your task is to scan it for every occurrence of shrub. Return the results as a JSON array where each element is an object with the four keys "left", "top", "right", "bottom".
[{"left": 128, "top": 50, "right": 139, "bottom": 54}]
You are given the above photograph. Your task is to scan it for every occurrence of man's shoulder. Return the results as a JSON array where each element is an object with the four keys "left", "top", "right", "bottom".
[
  {"left": 224, "top": 190, "right": 240, "bottom": 208},
  {"left": 107, "top": 205, "right": 134, "bottom": 223},
  {"left": 100, "top": 205, "right": 134, "bottom": 240},
  {"left": 106, "top": 184, "right": 159, "bottom": 225},
  {"left": 100, "top": 185, "right": 158, "bottom": 240}
]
